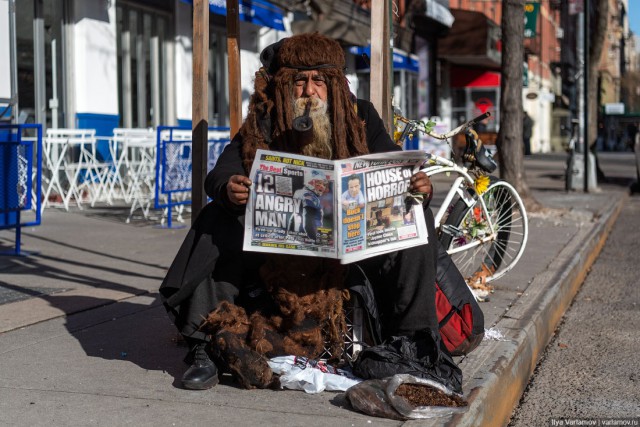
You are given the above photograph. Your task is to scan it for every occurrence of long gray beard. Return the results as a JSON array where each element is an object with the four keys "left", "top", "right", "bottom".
[{"left": 293, "top": 98, "right": 333, "bottom": 160}]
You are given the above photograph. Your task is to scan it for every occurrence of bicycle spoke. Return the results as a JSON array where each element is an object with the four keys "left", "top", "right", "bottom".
[{"left": 492, "top": 201, "right": 517, "bottom": 224}]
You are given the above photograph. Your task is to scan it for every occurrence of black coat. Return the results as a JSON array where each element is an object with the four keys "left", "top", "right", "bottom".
[{"left": 159, "top": 100, "right": 400, "bottom": 328}]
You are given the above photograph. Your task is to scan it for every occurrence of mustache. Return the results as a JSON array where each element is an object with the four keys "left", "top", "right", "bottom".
[{"left": 293, "top": 97, "right": 328, "bottom": 115}]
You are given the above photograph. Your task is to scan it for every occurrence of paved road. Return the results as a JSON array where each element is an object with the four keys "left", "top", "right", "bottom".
[
  {"left": 509, "top": 195, "right": 640, "bottom": 425},
  {"left": 0, "top": 152, "right": 637, "bottom": 427}
]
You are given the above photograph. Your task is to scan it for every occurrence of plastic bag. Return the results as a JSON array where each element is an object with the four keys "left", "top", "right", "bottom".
[
  {"left": 267, "top": 355, "right": 361, "bottom": 393},
  {"left": 345, "top": 374, "right": 467, "bottom": 420},
  {"left": 345, "top": 379, "right": 407, "bottom": 421},
  {"left": 386, "top": 374, "right": 467, "bottom": 419},
  {"left": 352, "top": 334, "right": 463, "bottom": 394}
]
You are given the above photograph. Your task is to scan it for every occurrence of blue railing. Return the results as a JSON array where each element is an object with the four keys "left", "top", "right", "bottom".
[
  {"left": 0, "top": 124, "right": 43, "bottom": 255},
  {"left": 155, "top": 126, "right": 231, "bottom": 227}
]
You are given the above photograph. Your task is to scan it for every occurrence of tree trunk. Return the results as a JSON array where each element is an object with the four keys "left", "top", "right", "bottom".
[
  {"left": 588, "top": 0, "right": 608, "bottom": 150},
  {"left": 497, "top": 0, "right": 541, "bottom": 212}
]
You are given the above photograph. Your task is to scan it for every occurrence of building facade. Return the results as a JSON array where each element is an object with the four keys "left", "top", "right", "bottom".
[
  {"left": 1, "top": 0, "right": 455, "bottom": 150},
  {"left": 443, "top": 0, "right": 563, "bottom": 153},
  {"left": 2, "top": 0, "right": 291, "bottom": 137}
]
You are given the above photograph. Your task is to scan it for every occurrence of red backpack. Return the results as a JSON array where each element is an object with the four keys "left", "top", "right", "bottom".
[{"left": 435, "top": 244, "right": 485, "bottom": 356}]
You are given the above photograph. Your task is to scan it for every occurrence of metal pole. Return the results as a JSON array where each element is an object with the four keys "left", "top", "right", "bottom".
[
  {"left": 62, "top": 0, "right": 76, "bottom": 128},
  {"left": 9, "top": 0, "right": 18, "bottom": 124},
  {"left": 34, "top": 0, "right": 46, "bottom": 127},
  {"left": 51, "top": 39, "right": 59, "bottom": 129},
  {"left": 192, "top": 0, "right": 209, "bottom": 222},
  {"left": 583, "top": 0, "right": 589, "bottom": 192},
  {"left": 226, "top": 0, "right": 241, "bottom": 137},
  {"left": 122, "top": 12, "right": 132, "bottom": 127}
]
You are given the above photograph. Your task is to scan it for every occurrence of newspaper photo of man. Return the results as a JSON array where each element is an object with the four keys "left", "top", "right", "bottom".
[
  {"left": 288, "top": 169, "right": 329, "bottom": 240},
  {"left": 341, "top": 174, "right": 365, "bottom": 211}
]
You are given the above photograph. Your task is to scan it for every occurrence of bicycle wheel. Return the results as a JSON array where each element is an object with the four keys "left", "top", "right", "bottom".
[{"left": 439, "top": 178, "right": 528, "bottom": 283}]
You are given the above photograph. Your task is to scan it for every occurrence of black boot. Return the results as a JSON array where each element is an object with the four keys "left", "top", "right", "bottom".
[{"left": 181, "top": 342, "right": 219, "bottom": 390}]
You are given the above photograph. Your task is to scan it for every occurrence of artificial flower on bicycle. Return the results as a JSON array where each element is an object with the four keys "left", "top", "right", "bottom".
[
  {"left": 392, "top": 113, "right": 436, "bottom": 145},
  {"left": 453, "top": 205, "right": 489, "bottom": 246},
  {"left": 474, "top": 175, "right": 490, "bottom": 195}
]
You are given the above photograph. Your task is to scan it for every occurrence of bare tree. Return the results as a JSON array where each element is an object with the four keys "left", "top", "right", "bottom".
[
  {"left": 587, "top": 0, "right": 609, "bottom": 150},
  {"left": 621, "top": 71, "right": 640, "bottom": 113},
  {"left": 497, "top": 0, "right": 541, "bottom": 212}
]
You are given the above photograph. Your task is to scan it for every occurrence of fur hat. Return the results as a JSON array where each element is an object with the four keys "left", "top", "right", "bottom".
[
  {"left": 260, "top": 33, "right": 346, "bottom": 75},
  {"left": 240, "top": 33, "right": 368, "bottom": 174}
]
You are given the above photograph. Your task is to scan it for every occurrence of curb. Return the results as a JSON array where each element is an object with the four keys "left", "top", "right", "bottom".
[{"left": 449, "top": 192, "right": 628, "bottom": 427}]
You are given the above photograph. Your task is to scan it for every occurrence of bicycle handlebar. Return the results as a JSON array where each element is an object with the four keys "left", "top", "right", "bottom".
[{"left": 397, "top": 112, "right": 491, "bottom": 140}]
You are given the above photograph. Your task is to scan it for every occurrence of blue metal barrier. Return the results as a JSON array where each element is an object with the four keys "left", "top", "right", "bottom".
[
  {"left": 155, "top": 126, "right": 231, "bottom": 228},
  {"left": 0, "top": 124, "right": 43, "bottom": 255}
]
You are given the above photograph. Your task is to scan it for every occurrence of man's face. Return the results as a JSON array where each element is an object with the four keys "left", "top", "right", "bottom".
[
  {"left": 294, "top": 70, "right": 328, "bottom": 102},
  {"left": 348, "top": 179, "right": 360, "bottom": 197},
  {"left": 311, "top": 179, "right": 327, "bottom": 195}
]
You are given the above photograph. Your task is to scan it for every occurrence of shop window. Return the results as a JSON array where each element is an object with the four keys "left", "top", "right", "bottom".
[
  {"left": 208, "top": 30, "right": 229, "bottom": 127},
  {"left": 116, "top": 4, "right": 170, "bottom": 128},
  {"left": 393, "top": 70, "right": 418, "bottom": 119},
  {"left": 451, "top": 87, "right": 499, "bottom": 132},
  {"left": 469, "top": 89, "right": 498, "bottom": 131},
  {"left": 15, "top": 0, "right": 66, "bottom": 128},
  {"left": 451, "top": 88, "right": 467, "bottom": 128}
]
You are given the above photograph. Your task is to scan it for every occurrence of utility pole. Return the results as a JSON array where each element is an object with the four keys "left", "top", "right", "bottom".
[
  {"left": 370, "top": 0, "right": 392, "bottom": 131},
  {"left": 567, "top": 2, "right": 586, "bottom": 192},
  {"left": 226, "top": 0, "right": 241, "bottom": 137},
  {"left": 583, "top": 0, "right": 590, "bottom": 192},
  {"left": 192, "top": 0, "right": 209, "bottom": 222}
]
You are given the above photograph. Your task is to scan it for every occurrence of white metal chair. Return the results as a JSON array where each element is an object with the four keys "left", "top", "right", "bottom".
[
  {"left": 106, "top": 128, "right": 156, "bottom": 206},
  {"left": 42, "top": 128, "right": 104, "bottom": 211},
  {"left": 106, "top": 128, "right": 157, "bottom": 222}
]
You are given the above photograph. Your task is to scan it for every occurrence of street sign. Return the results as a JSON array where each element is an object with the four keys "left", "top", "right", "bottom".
[
  {"left": 569, "top": 0, "right": 584, "bottom": 15},
  {"left": 604, "top": 103, "right": 625, "bottom": 115},
  {"left": 524, "top": 2, "right": 540, "bottom": 38}
]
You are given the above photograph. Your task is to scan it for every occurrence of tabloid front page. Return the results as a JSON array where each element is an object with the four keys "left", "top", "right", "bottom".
[{"left": 243, "top": 149, "right": 430, "bottom": 264}]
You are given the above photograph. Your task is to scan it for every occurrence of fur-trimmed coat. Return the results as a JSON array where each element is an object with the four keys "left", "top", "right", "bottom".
[
  {"left": 159, "top": 99, "right": 399, "bottom": 318},
  {"left": 159, "top": 99, "right": 401, "bottom": 387}
]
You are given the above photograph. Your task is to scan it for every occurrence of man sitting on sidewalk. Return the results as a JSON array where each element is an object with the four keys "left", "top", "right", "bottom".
[{"left": 159, "top": 33, "right": 455, "bottom": 390}]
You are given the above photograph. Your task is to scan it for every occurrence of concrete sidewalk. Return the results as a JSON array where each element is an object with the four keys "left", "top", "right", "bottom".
[{"left": 0, "top": 153, "right": 636, "bottom": 426}]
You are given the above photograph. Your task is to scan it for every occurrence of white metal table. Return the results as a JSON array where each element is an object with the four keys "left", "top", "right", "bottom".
[{"left": 42, "top": 128, "right": 106, "bottom": 211}]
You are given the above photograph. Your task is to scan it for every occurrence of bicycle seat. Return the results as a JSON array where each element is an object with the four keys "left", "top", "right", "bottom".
[
  {"left": 464, "top": 130, "right": 497, "bottom": 173},
  {"left": 476, "top": 144, "right": 497, "bottom": 173}
]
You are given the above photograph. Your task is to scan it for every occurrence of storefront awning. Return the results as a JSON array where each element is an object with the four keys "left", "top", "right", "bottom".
[
  {"left": 410, "top": 0, "right": 455, "bottom": 38},
  {"left": 423, "top": 0, "right": 455, "bottom": 28},
  {"left": 451, "top": 67, "right": 501, "bottom": 88},
  {"left": 289, "top": 0, "right": 372, "bottom": 47},
  {"left": 438, "top": 9, "right": 501, "bottom": 69},
  {"left": 349, "top": 46, "right": 419, "bottom": 73},
  {"left": 180, "top": 0, "right": 285, "bottom": 31},
  {"left": 291, "top": 19, "right": 370, "bottom": 47}
]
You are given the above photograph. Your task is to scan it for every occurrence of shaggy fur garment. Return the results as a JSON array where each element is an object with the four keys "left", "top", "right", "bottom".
[
  {"left": 202, "top": 256, "right": 350, "bottom": 389},
  {"left": 203, "top": 33, "right": 367, "bottom": 390}
]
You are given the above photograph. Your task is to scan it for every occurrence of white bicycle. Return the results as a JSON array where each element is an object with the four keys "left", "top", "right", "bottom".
[{"left": 398, "top": 112, "right": 528, "bottom": 284}]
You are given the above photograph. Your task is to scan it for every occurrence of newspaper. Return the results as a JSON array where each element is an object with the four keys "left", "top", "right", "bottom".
[{"left": 243, "top": 149, "right": 430, "bottom": 264}]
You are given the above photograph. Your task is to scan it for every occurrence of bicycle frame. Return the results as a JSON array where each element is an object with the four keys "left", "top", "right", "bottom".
[
  {"left": 398, "top": 111, "right": 527, "bottom": 283},
  {"left": 421, "top": 154, "right": 498, "bottom": 256}
]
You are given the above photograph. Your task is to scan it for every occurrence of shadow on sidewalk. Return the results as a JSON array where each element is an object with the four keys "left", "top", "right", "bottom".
[
  {"left": 0, "top": 235, "right": 166, "bottom": 305},
  {"left": 44, "top": 293, "right": 187, "bottom": 386},
  {"left": 18, "top": 232, "right": 170, "bottom": 271},
  {"left": 0, "top": 233, "right": 189, "bottom": 387}
]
